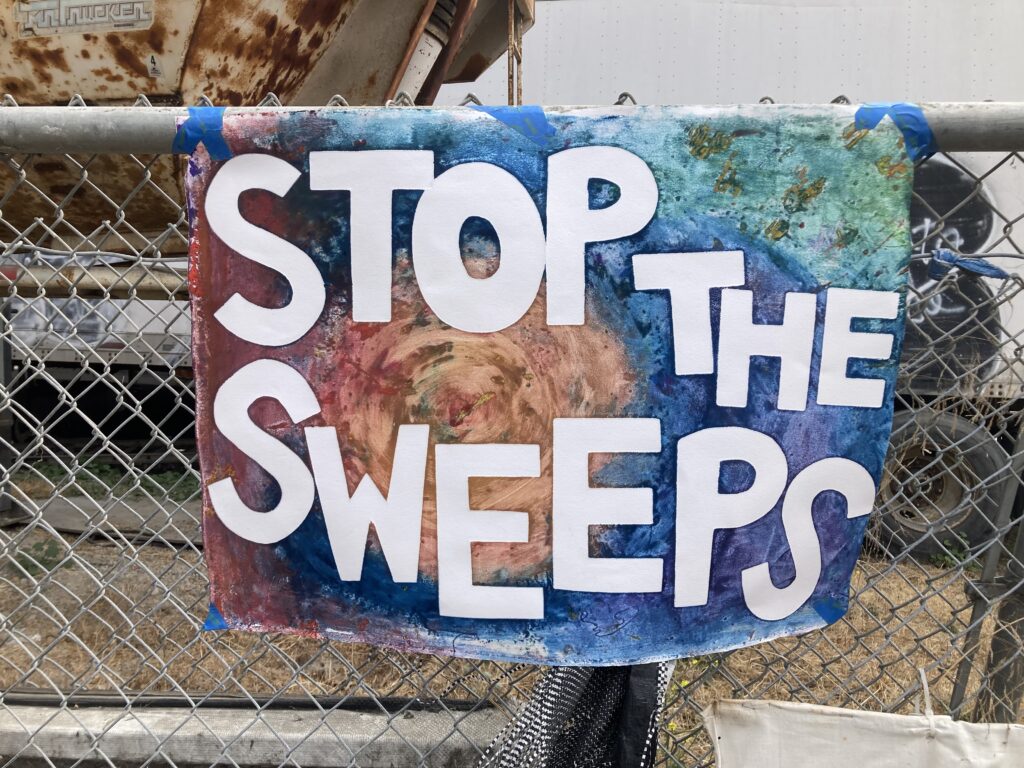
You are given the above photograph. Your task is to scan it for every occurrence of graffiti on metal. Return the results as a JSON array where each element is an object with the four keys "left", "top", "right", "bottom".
[{"left": 17, "top": 1, "right": 154, "bottom": 37}]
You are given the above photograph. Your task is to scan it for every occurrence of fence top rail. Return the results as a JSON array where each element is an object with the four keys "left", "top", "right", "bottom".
[{"left": 0, "top": 101, "right": 1022, "bottom": 155}]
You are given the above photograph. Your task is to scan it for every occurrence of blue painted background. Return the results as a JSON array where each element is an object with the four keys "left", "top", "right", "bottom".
[{"left": 190, "top": 105, "right": 911, "bottom": 665}]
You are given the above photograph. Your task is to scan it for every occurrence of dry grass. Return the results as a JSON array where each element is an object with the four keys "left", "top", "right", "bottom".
[
  {"left": 0, "top": 528, "right": 1017, "bottom": 766},
  {"left": 0, "top": 528, "right": 537, "bottom": 710},
  {"left": 658, "top": 556, "right": 1019, "bottom": 763},
  {"left": 10, "top": 461, "right": 200, "bottom": 503}
]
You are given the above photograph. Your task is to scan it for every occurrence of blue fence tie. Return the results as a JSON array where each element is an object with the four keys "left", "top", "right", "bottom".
[
  {"left": 203, "top": 602, "right": 229, "bottom": 631},
  {"left": 173, "top": 106, "right": 232, "bottom": 160},
  {"left": 812, "top": 596, "right": 846, "bottom": 625},
  {"left": 469, "top": 104, "right": 557, "bottom": 147},
  {"left": 854, "top": 102, "right": 937, "bottom": 162},
  {"left": 927, "top": 248, "right": 1010, "bottom": 280}
]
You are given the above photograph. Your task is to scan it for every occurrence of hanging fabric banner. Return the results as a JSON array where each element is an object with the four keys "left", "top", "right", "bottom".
[{"left": 185, "top": 105, "right": 912, "bottom": 665}]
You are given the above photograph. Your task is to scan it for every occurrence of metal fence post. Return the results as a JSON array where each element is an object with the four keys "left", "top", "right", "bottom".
[
  {"left": 949, "top": 422, "right": 1024, "bottom": 718},
  {"left": 974, "top": 509, "right": 1024, "bottom": 723},
  {"left": 0, "top": 299, "right": 12, "bottom": 516}
]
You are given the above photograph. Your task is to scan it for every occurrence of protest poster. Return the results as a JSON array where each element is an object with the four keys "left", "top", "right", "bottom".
[{"left": 185, "top": 105, "right": 911, "bottom": 665}]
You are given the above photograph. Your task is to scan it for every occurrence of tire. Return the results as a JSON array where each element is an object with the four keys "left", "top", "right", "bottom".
[{"left": 874, "top": 410, "right": 1009, "bottom": 558}]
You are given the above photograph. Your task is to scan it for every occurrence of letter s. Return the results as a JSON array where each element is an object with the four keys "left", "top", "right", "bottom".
[
  {"left": 741, "top": 457, "right": 875, "bottom": 621},
  {"left": 205, "top": 154, "right": 326, "bottom": 346},
  {"left": 207, "top": 359, "right": 321, "bottom": 544}
]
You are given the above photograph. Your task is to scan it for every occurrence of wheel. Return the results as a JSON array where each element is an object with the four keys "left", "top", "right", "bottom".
[{"left": 874, "top": 410, "right": 1009, "bottom": 558}]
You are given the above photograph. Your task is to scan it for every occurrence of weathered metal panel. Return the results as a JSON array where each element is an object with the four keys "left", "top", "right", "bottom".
[
  {"left": 1, "top": 0, "right": 526, "bottom": 107},
  {"left": 291, "top": 0, "right": 435, "bottom": 106},
  {"left": 445, "top": 0, "right": 534, "bottom": 84},
  {"left": 0, "top": 0, "right": 197, "bottom": 103},
  {"left": 1, "top": 0, "right": 369, "bottom": 106},
  {"left": 177, "top": 0, "right": 361, "bottom": 106}
]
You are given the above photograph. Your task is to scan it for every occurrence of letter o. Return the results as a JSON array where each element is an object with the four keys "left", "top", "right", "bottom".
[{"left": 411, "top": 163, "right": 546, "bottom": 333}]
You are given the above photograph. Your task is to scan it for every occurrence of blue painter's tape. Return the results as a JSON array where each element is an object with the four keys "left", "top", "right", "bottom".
[
  {"left": 469, "top": 104, "right": 557, "bottom": 147},
  {"left": 173, "top": 106, "right": 232, "bottom": 160},
  {"left": 854, "top": 102, "right": 937, "bottom": 162},
  {"left": 927, "top": 248, "right": 1010, "bottom": 280},
  {"left": 203, "top": 602, "right": 229, "bottom": 631},
  {"left": 812, "top": 596, "right": 847, "bottom": 625}
]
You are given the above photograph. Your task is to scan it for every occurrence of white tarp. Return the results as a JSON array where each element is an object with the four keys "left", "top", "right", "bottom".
[{"left": 704, "top": 699, "right": 1024, "bottom": 768}]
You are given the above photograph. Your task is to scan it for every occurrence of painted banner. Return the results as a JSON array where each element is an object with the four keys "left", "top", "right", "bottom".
[{"left": 186, "top": 105, "right": 912, "bottom": 665}]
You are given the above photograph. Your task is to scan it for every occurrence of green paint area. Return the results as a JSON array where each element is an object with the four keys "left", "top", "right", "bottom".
[
  {"left": 556, "top": 105, "right": 911, "bottom": 292},
  {"left": 686, "top": 124, "right": 738, "bottom": 159},
  {"left": 10, "top": 460, "right": 200, "bottom": 502},
  {"left": 713, "top": 152, "right": 743, "bottom": 197},
  {"left": 782, "top": 167, "right": 827, "bottom": 213}
]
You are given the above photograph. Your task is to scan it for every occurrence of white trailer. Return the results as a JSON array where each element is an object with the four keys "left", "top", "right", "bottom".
[{"left": 436, "top": 0, "right": 1024, "bottom": 553}]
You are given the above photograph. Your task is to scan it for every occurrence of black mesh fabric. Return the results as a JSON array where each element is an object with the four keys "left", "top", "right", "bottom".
[{"left": 477, "top": 662, "right": 674, "bottom": 768}]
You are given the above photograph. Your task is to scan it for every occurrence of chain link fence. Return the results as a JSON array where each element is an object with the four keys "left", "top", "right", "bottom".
[{"left": 0, "top": 96, "right": 1022, "bottom": 767}]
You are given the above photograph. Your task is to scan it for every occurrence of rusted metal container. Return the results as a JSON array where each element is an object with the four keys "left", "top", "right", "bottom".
[
  {"left": 4, "top": 0, "right": 533, "bottom": 107},
  {"left": 1, "top": 0, "right": 534, "bottom": 250}
]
